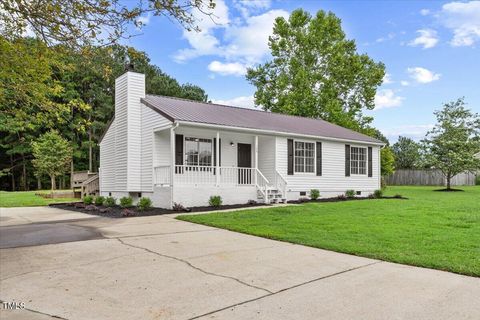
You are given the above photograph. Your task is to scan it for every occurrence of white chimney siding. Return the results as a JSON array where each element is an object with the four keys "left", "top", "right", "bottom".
[{"left": 114, "top": 71, "right": 145, "bottom": 192}]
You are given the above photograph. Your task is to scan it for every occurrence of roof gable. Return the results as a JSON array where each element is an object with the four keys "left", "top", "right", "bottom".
[{"left": 141, "top": 94, "right": 383, "bottom": 144}]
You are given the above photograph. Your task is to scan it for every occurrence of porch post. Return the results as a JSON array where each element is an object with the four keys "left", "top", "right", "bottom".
[
  {"left": 254, "top": 135, "right": 258, "bottom": 185},
  {"left": 216, "top": 131, "right": 220, "bottom": 186},
  {"left": 170, "top": 126, "right": 176, "bottom": 208}
]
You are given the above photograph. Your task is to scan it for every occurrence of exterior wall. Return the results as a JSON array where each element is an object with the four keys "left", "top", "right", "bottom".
[
  {"left": 276, "top": 137, "right": 381, "bottom": 200},
  {"left": 114, "top": 71, "right": 145, "bottom": 192},
  {"left": 99, "top": 119, "right": 116, "bottom": 192},
  {"left": 173, "top": 185, "right": 257, "bottom": 207},
  {"left": 257, "top": 135, "right": 276, "bottom": 183},
  {"left": 141, "top": 106, "right": 171, "bottom": 191}
]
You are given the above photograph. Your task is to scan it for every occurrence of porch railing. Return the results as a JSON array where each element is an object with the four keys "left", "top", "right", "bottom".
[
  {"left": 154, "top": 165, "right": 171, "bottom": 185},
  {"left": 275, "top": 171, "right": 287, "bottom": 198}
]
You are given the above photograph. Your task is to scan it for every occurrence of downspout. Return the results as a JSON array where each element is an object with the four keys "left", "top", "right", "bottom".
[{"left": 170, "top": 122, "right": 179, "bottom": 209}]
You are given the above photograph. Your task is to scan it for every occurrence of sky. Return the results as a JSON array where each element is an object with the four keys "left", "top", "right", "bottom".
[{"left": 125, "top": 0, "right": 480, "bottom": 142}]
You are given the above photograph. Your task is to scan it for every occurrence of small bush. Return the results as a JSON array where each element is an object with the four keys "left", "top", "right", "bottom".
[
  {"left": 83, "top": 195, "right": 93, "bottom": 205},
  {"left": 345, "top": 190, "right": 356, "bottom": 198},
  {"left": 247, "top": 199, "right": 257, "bottom": 205},
  {"left": 104, "top": 197, "right": 116, "bottom": 207},
  {"left": 373, "top": 189, "right": 383, "bottom": 198},
  {"left": 310, "top": 189, "right": 320, "bottom": 200},
  {"left": 209, "top": 195, "right": 222, "bottom": 208},
  {"left": 368, "top": 193, "right": 375, "bottom": 199},
  {"left": 137, "top": 197, "right": 152, "bottom": 211},
  {"left": 337, "top": 194, "right": 347, "bottom": 200},
  {"left": 172, "top": 202, "right": 186, "bottom": 211},
  {"left": 119, "top": 196, "right": 133, "bottom": 208},
  {"left": 94, "top": 196, "right": 105, "bottom": 205}
]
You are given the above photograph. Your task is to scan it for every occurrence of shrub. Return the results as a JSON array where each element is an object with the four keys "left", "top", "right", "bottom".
[
  {"left": 137, "top": 197, "right": 152, "bottom": 211},
  {"left": 337, "top": 194, "right": 347, "bottom": 200},
  {"left": 209, "top": 195, "right": 222, "bottom": 207},
  {"left": 247, "top": 199, "right": 257, "bottom": 205},
  {"left": 172, "top": 202, "right": 186, "bottom": 211},
  {"left": 94, "top": 196, "right": 105, "bottom": 205},
  {"left": 310, "top": 189, "right": 320, "bottom": 200},
  {"left": 345, "top": 190, "right": 356, "bottom": 198},
  {"left": 83, "top": 195, "right": 93, "bottom": 205},
  {"left": 119, "top": 196, "right": 133, "bottom": 208},
  {"left": 373, "top": 189, "right": 383, "bottom": 198},
  {"left": 104, "top": 197, "right": 116, "bottom": 207}
]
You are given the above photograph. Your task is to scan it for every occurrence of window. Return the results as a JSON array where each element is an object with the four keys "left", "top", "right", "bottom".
[
  {"left": 185, "top": 137, "right": 212, "bottom": 166},
  {"left": 350, "top": 147, "right": 367, "bottom": 175},
  {"left": 294, "top": 141, "right": 315, "bottom": 173}
]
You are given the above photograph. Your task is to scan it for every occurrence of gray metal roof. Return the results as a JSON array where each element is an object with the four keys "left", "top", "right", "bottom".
[{"left": 142, "top": 95, "right": 383, "bottom": 144}]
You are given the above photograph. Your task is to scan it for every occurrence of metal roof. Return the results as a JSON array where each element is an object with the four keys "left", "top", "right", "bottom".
[{"left": 142, "top": 94, "right": 383, "bottom": 144}]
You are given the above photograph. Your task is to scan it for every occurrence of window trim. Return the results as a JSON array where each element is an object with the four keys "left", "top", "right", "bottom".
[
  {"left": 293, "top": 140, "right": 316, "bottom": 174},
  {"left": 184, "top": 136, "right": 213, "bottom": 167},
  {"left": 349, "top": 145, "right": 367, "bottom": 176}
]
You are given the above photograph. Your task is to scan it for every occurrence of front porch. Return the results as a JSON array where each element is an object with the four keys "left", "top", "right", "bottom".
[{"left": 151, "top": 125, "right": 287, "bottom": 206}]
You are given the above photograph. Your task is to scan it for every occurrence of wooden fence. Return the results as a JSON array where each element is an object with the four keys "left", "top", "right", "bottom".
[{"left": 386, "top": 169, "right": 477, "bottom": 186}]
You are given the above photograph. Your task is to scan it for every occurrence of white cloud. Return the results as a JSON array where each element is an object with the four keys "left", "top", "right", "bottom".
[
  {"left": 400, "top": 80, "right": 410, "bottom": 86},
  {"left": 234, "top": 0, "right": 271, "bottom": 18},
  {"left": 381, "top": 124, "right": 434, "bottom": 141},
  {"left": 212, "top": 95, "right": 256, "bottom": 109},
  {"left": 376, "top": 33, "right": 395, "bottom": 43},
  {"left": 420, "top": 9, "right": 430, "bottom": 16},
  {"left": 407, "top": 67, "right": 441, "bottom": 83},
  {"left": 440, "top": 1, "right": 480, "bottom": 46},
  {"left": 173, "top": 0, "right": 289, "bottom": 71},
  {"left": 383, "top": 73, "right": 393, "bottom": 84},
  {"left": 208, "top": 60, "right": 248, "bottom": 76},
  {"left": 374, "top": 89, "right": 404, "bottom": 109},
  {"left": 409, "top": 29, "right": 439, "bottom": 49}
]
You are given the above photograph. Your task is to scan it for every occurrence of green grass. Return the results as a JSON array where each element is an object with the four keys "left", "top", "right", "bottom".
[
  {"left": 0, "top": 190, "right": 78, "bottom": 207},
  {"left": 178, "top": 186, "right": 480, "bottom": 277}
]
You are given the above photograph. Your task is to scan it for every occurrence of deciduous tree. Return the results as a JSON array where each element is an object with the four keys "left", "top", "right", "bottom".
[{"left": 392, "top": 136, "right": 422, "bottom": 169}]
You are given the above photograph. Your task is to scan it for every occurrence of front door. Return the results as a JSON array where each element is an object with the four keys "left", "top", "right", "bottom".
[{"left": 237, "top": 143, "right": 252, "bottom": 184}]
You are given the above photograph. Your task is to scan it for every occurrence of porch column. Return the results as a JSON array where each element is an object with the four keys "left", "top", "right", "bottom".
[
  {"left": 216, "top": 131, "right": 220, "bottom": 186},
  {"left": 169, "top": 126, "right": 176, "bottom": 208},
  {"left": 254, "top": 135, "right": 258, "bottom": 185}
]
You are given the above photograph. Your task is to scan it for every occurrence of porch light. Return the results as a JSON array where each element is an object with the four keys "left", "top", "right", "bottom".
[{"left": 230, "top": 142, "right": 235, "bottom": 147}]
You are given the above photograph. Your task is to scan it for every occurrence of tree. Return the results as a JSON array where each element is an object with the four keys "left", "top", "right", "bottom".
[
  {"left": 246, "top": 9, "right": 385, "bottom": 131},
  {"left": 31, "top": 131, "right": 72, "bottom": 191},
  {"left": 381, "top": 147, "right": 395, "bottom": 177},
  {"left": 392, "top": 136, "right": 422, "bottom": 169},
  {"left": 422, "top": 98, "right": 480, "bottom": 190},
  {"left": 0, "top": 0, "right": 216, "bottom": 47}
]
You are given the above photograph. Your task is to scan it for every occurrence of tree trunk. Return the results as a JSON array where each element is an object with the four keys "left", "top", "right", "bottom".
[
  {"left": 446, "top": 175, "right": 451, "bottom": 190},
  {"left": 50, "top": 175, "right": 56, "bottom": 191},
  {"left": 37, "top": 176, "right": 42, "bottom": 190},
  {"left": 22, "top": 156, "right": 28, "bottom": 191},
  {"left": 70, "top": 160, "right": 74, "bottom": 190},
  {"left": 88, "top": 115, "right": 93, "bottom": 172},
  {"left": 10, "top": 154, "right": 15, "bottom": 191}
]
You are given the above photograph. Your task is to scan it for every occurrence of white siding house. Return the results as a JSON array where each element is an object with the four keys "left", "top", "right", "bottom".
[{"left": 99, "top": 71, "right": 384, "bottom": 208}]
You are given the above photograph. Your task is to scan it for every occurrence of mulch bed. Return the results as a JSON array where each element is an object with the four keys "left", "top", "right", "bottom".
[
  {"left": 433, "top": 188, "right": 465, "bottom": 192},
  {"left": 50, "top": 202, "right": 266, "bottom": 218},
  {"left": 287, "top": 195, "right": 407, "bottom": 204}
]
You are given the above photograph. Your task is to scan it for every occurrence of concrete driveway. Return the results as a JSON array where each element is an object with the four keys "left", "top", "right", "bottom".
[{"left": 1, "top": 206, "right": 479, "bottom": 320}]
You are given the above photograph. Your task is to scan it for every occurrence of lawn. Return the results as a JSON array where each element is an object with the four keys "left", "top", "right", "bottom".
[
  {"left": 0, "top": 190, "right": 78, "bottom": 207},
  {"left": 178, "top": 186, "right": 480, "bottom": 277}
]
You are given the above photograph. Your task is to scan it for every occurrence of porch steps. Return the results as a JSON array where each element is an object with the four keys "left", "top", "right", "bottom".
[{"left": 257, "top": 188, "right": 287, "bottom": 204}]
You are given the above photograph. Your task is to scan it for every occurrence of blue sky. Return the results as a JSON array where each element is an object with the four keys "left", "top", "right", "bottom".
[{"left": 125, "top": 0, "right": 480, "bottom": 142}]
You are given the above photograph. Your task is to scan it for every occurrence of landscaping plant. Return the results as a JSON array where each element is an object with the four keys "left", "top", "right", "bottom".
[
  {"left": 310, "top": 189, "right": 320, "bottom": 200},
  {"left": 94, "top": 196, "right": 105, "bottom": 206},
  {"left": 373, "top": 189, "right": 383, "bottom": 198},
  {"left": 209, "top": 195, "right": 222, "bottom": 208},
  {"left": 172, "top": 202, "right": 186, "bottom": 211},
  {"left": 137, "top": 197, "right": 152, "bottom": 211},
  {"left": 345, "top": 190, "right": 356, "bottom": 198},
  {"left": 119, "top": 196, "right": 133, "bottom": 208},
  {"left": 83, "top": 195, "right": 93, "bottom": 205},
  {"left": 104, "top": 197, "right": 116, "bottom": 207}
]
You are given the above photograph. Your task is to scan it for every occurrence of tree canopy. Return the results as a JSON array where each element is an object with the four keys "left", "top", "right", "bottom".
[
  {"left": 246, "top": 9, "right": 385, "bottom": 131},
  {"left": 392, "top": 136, "right": 423, "bottom": 169},
  {"left": 0, "top": 0, "right": 216, "bottom": 47},
  {"left": 422, "top": 98, "right": 480, "bottom": 190}
]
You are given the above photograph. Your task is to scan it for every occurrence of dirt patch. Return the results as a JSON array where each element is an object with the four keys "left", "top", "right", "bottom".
[{"left": 50, "top": 202, "right": 266, "bottom": 218}]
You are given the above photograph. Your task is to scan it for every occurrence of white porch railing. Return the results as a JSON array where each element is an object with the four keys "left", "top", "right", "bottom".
[
  {"left": 275, "top": 171, "right": 287, "bottom": 198},
  {"left": 154, "top": 165, "right": 171, "bottom": 185}
]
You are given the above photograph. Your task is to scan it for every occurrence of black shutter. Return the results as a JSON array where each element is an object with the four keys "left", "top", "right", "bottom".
[
  {"left": 368, "top": 147, "right": 373, "bottom": 177},
  {"left": 345, "top": 144, "right": 350, "bottom": 177},
  {"left": 287, "top": 139, "right": 294, "bottom": 175},
  {"left": 316, "top": 142, "right": 322, "bottom": 176},
  {"left": 175, "top": 134, "right": 183, "bottom": 173}
]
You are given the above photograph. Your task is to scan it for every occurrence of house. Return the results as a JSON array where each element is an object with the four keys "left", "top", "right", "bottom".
[{"left": 99, "top": 71, "right": 384, "bottom": 208}]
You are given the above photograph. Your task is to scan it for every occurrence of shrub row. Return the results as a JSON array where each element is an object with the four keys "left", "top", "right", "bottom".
[{"left": 83, "top": 195, "right": 152, "bottom": 210}]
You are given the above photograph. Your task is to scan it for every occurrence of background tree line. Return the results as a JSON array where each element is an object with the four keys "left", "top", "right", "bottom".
[{"left": 0, "top": 36, "right": 208, "bottom": 191}]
